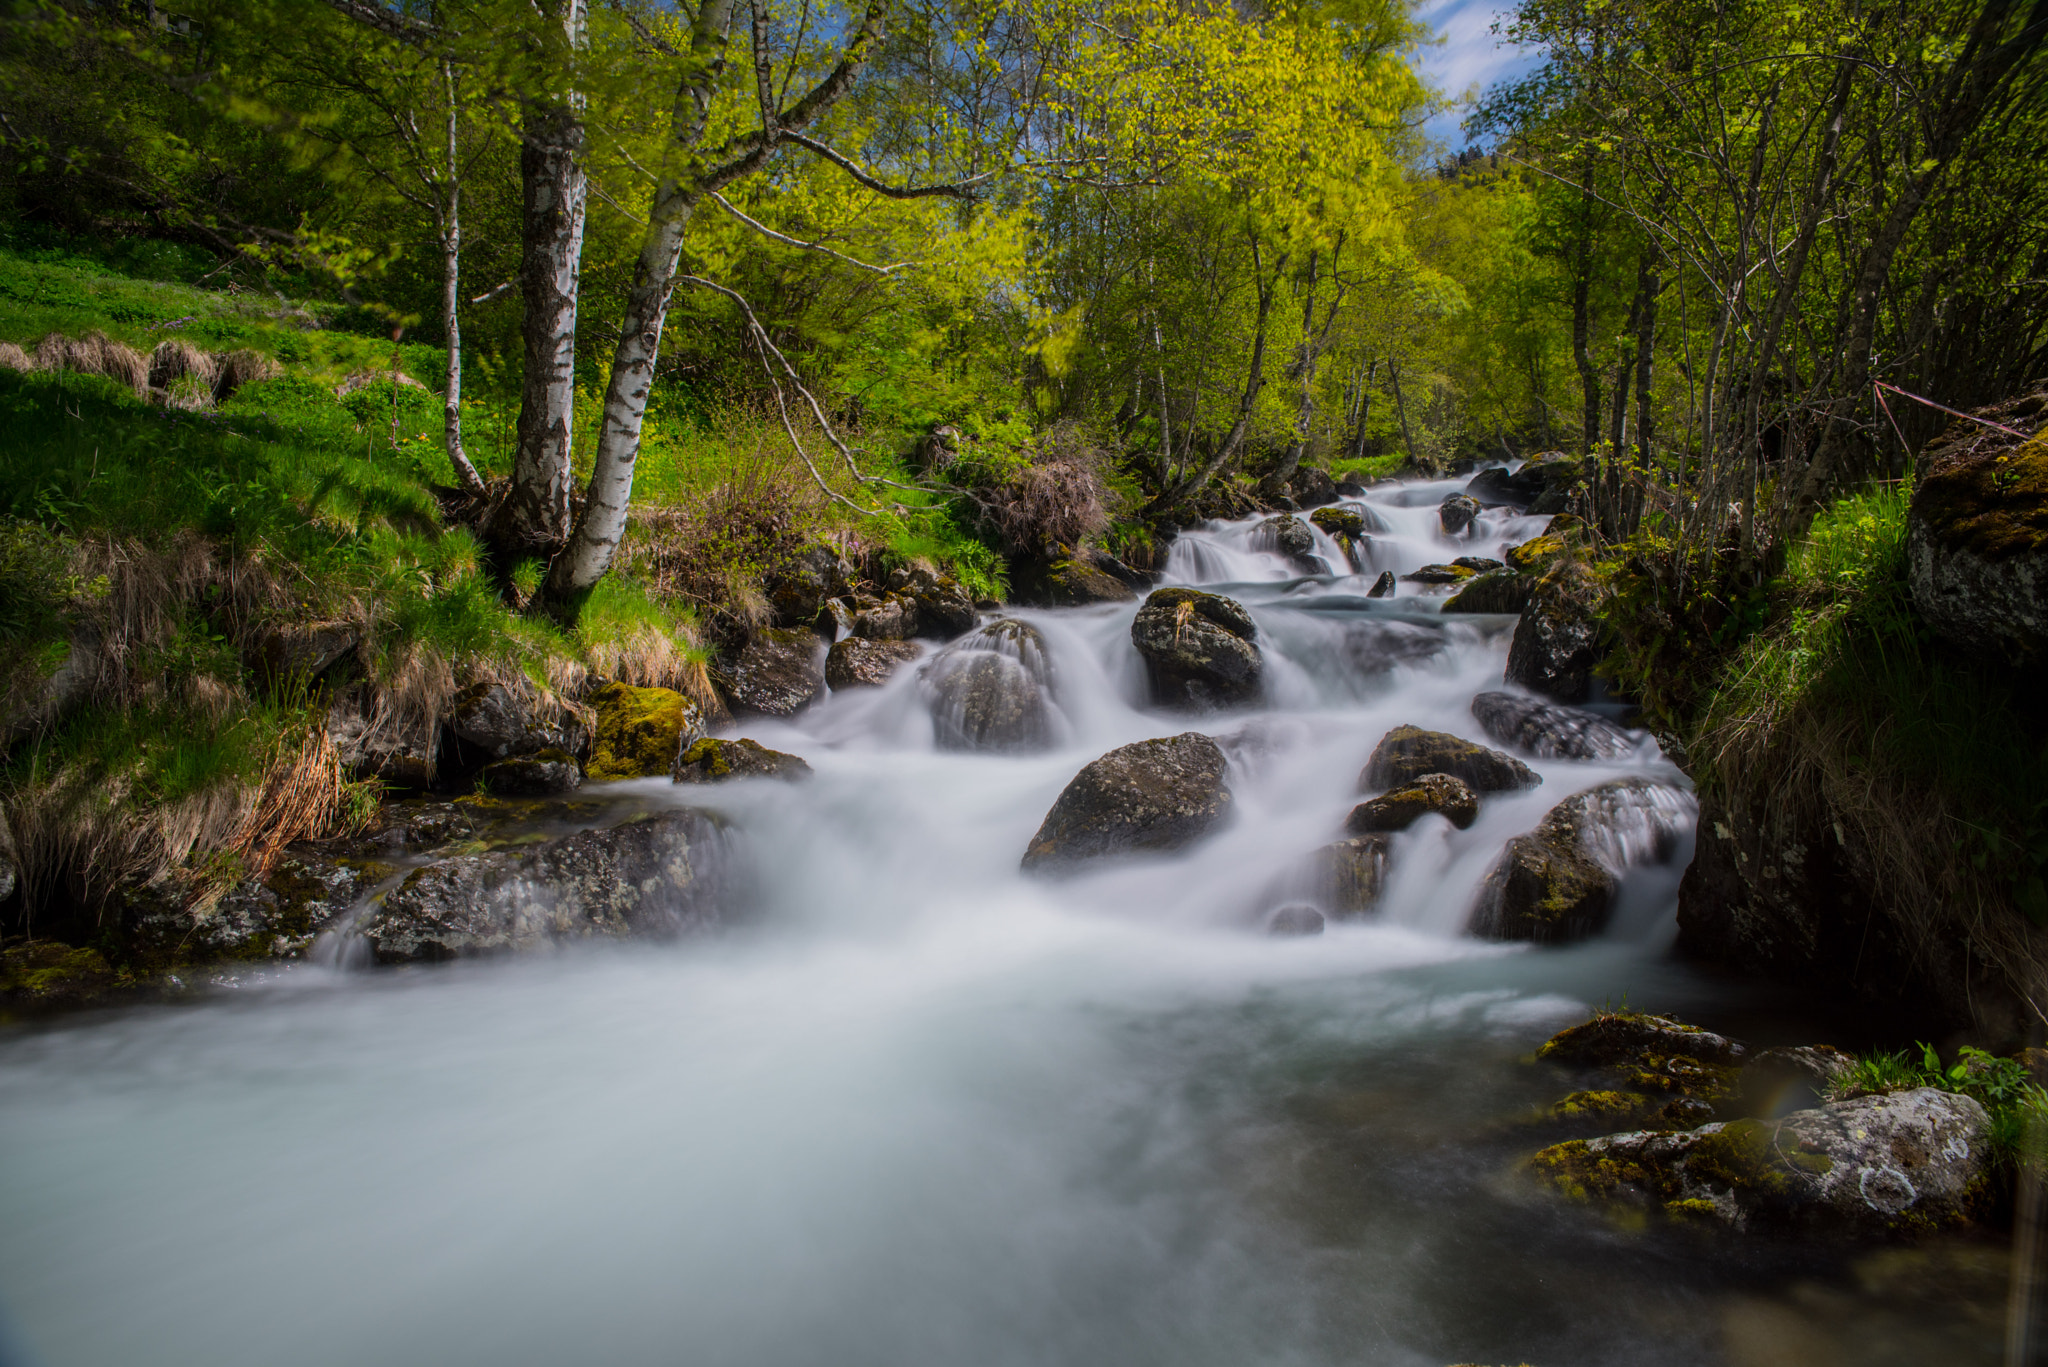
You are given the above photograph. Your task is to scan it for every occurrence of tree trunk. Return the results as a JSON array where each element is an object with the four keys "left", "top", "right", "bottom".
[
  {"left": 1272, "top": 249, "right": 1319, "bottom": 487},
  {"left": 440, "top": 59, "right": 485, "bottom": 497},
  {"left": 1389, "top": 361, "right": 1417, "bottom": 470},
  {"left": 1175, "top": 237, "right": 1281, "bottom": 498}
]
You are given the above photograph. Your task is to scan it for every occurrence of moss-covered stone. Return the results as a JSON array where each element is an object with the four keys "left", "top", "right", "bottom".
[
  {"left": 1504, "top": 533, "right": 1566, "bottom": 573},
  {"left": 1441, "top": 569, "right": 1534, "bottom": 614},
  {"left": 0, "top": 942, "right": 115, "bottom": 1000},
  {"left": 1399, "top": 563, "right": 1477, "bottom": 585},
  {"left": 1551, "top": 1089, "right": 1652, "bottom": 1122},
  {"left": 1346, "top": 772, "right": 1479, "bottom": 832},
  {"left": 672, "top": 736, "right": 812, "bottom": 783},
  {"left": 1359, "top": 725, "right": 1539, "bottom": 793},
  {"left": 1310, "top": 506, "right": 1366, "bottom": 539},
  {"left": 587, "top": 681, "right": 704, "bottom": 780},
  {"left": 1911, "top": 392, "right": 2048, "bottom": 558}
]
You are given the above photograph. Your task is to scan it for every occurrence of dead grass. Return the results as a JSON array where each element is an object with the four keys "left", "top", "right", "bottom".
[{"left": 147, "top": 338, "right": 218, "bottom": 392}]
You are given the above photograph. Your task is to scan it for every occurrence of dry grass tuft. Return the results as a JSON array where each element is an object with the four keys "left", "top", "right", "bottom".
[
  {"left": 147, "top": 338, "right": 219, "bottom": 392},
  {"left": 213, "top": 349, "right": 280, "bottom": 401},
  {"left": 27, "top": 332, "right": 151, "bottom": 396},
  {"left": 0, "top": 341, "right": 31, "bottom": 374}
]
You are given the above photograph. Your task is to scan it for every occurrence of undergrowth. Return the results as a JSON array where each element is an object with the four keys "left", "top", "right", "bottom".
[{"left": 1833, "top": 1044, "right": 2048, "bottom": 1166}]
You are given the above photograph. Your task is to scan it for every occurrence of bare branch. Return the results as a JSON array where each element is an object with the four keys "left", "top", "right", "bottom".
[
  {"left": 708, "top": 192, "right": 912, "bottom": 274},
  {"left": 319, "top": 0, "right": 438, "bottom": 45},
  {"left": 779, "top": 131, "right": 991, "bottom": 199}
]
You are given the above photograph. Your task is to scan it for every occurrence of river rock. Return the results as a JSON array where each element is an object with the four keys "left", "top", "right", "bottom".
[
  {"left": 1471, "top": 778, "right": 1691, "bottom": 943},
  {"left": 1505, "top": 532, "right": 1567, "bottom": 573},
  {"left": 1253, "top": 514, "right": 1325, "bottom": 574},
  {"left": 1906, "top": 387, "right": 2048, "bottom": 663},
  {"left": 448, "top": 681, "right": 592, "bottom": 764},
  {"left": 1360, "top": 725, "right": 1540, "bottom": 793},
  {"left": 1130, "top": 588, "right": 1262, "bottom": 709},
  {"left": 1469, "top": 690, "right": 1638, "bottom": 760},
  {"left": 764, "top": 541, "right": 852, "bottom": 628},
  {"left": 1400, "top": 563, "right": 1476, "bottom": 586},
  {"left": 1538, "top": 1011, "right": 1747, "bottom": 1069},
  {"left": 1267, "top": 904, "right": 1325, "bottom": 936},
  {"left": 672, "top": 737, "right": 812, "bottom": 783},
  {"left": 586, "top": 681, "right": 705, "bottom": 779},
  {"left": 1441, "top": 569, "right": 1533, "bottom": 614},
  {"left": 113, "top": 851, "right": 391, "bottom": 969},
  {"left": 1466, "top": 464, "right": 1546, "bottom": 507},
  {"left": 480, "top": 749, "right": 583, "bottom": 796},
  {"left": 887, "top": 564, "right": 978, "bottom": 640},
  {"left": 1021, "top": 732, "right": 1232, "bottom": 872},
  {"left": 926, "top": 652, "right": 1052, "bottom": 752},
  {"left": 825, "top": 637, "right": 920, "bottom": 689},
  {"left": 362, "top": 809, "right": 734, "bottom": 962},
  {"left": 724, "top": 626, "right": 826, "bottom": 717},
  {"left": 853, "top": 594, "right": 917, "bottom": 640},
  {"left": 1288, "top": 466, "right": 1340, "bottom": 508},
  {"left": 1439, "top": 493, "right": 1481, "bottom": 536},
  {"left": 1366, "top": 570, "right": 1395, "bottom": 598},
  {"left": 1530, "top": 1088, "right": 1992, "bottom": 1237},
  {"left": 1310, "top": 506, "right": 1367, "bottom": 539},
  {"left": 1011, "top": 546, "right": 1145, "bottom": 606},
  {"left": 1312, "top": 834, "right": 1391, "bottom": 917},
  {"left": 1346, "top": 773, "right": 1478, "bottom": 832},
  {"left": 1337, "top": 619, "right": 1448, "bottom": 675},
  {"left": 1504, "top": 558, "right": 1603, "bottom": 703}
]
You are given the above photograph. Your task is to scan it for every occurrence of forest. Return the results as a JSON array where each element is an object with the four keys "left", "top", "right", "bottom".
[{"left": 2, "top": 0, "right": 2048, "bottom": 1363}]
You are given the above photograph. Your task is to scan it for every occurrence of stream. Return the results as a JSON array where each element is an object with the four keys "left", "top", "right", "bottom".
[{"left": 0, "top": 477, "right": 2009, "bottom": 1366}]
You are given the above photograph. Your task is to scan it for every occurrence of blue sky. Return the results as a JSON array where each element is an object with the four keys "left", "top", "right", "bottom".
[{"left": 1412, "top": 0, "right": 1541, "bottom": 150}]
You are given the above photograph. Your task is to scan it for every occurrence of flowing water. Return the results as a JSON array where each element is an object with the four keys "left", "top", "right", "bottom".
[{"left": 0, "top": 479, "right": 2008, "bottom": 1366}]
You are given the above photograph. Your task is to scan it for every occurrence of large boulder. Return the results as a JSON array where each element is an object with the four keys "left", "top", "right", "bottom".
[
  {"left": 1470, "top": 778, "right": 1692, "bottom": 943},
  {"left": 1400, "top": 563, "right": 1476, "bottom": 586},
  {"left": 1346, "top": 773, "right": 1478, "bottom": 832},
  {"left": 1441, "top": 569, "right": 1533, "bottom": 614},
  {"left": 723, "top": 626, "right": 826, "bottom": 717},
  {"left": 1504, "top": 558, "right": 1603, "bottom": 703},
  {"left": 1906, "top": 386, "right": 2048, "bottom": 663},
  {"left": 1465, "top": 465, "right": 1546, "bottom": 507},
  {"left": 1537, "top": 1011, "right": 1747, "bottom": 1070},
  {"left": 1252, "top": 514, "right": 1325, "bottom": 574},
  {"left": 764, "top": 541, "right": 853, "bottom": 628},
  {"left": 1010, "top": 546, "right": 1146, "bottom": 606},
  {"left": 672, "top": 737, "right": 812, "bottom": 783},
  {"left": 587, "top": 682, "right": 705, "bottom": 779},
  {"left": 1505, "top": 532, "right": 1568, "bottom": 573},
  {"left": 825, "top": 637, "right": 920, "bottom": 690},
  {"left": 479, "top": 749, "right": 583, "bottom": 796},
  {"left": 923, "top": 619, "right": 1055, "bottom": 753},
  {"left": 113, "top": 851, "right": 392, "bottom": 970},
  {"left": 1130, "top": 588, "right": 1263, "bottom": 709},
  {"left": 1359, "top": 725, "right": 1539, "bottom": 793},
  {"left": 1309, "top": 505, "right": 1367, "bottom": 539},
  {"left": 1531, "top": 1088, "right": 1992, "bottom": 1238},
  {"left": 448, "top": 681, "right": 592, "bottom": 765},
  {"left": 1439, "top": 493, "right": 1481, "bottom": 536},
  {"left": 360, "top": 809, "right": 734, "bottom": 962},
  {"left": 1469, "top": 690, "right": 1639, "bottom": 760},
  {"left": 1021, "top": 732, "right": 1232, "bottom": 872}
]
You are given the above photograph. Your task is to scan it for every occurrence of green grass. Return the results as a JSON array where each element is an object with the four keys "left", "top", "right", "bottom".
[
  {"left": 1833, "top": 1044, "right": 2048, "bottom": 1167},
  {"left": 1328, "top": 452, "right": 1408, "bottom": 484}
]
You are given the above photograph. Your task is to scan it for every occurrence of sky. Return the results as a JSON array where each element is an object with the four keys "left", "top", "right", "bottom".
[{"left": 1411, "top": 0, "right": 1541, "bottom": 151}]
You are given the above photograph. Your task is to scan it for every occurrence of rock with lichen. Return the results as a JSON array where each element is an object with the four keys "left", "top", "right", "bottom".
[
  {"left": 1022, "top": 732, "right": 1232, "bottom": 872},
  {"left": 586, "top": 681, "right": 706, "bottom": 779},
  {"left": 1503, "top": 557, "right": 1604, "bottom": 703},
  {"left": 1130, "top": 588, "right": 1262, "bottom": 709},
  {"left": 723, "top": 627, "right": 827, "bottom": 717},
  {"left": 671, "top": 736, "right": 812, "bottom": 783},
  {"left": 1346, "top": 772, "right": 1479, "bottom": 832},
  {"left": 1530, "top": 1088, "right": 1992, "bottom": 1237},
  {"left": 1470, "top": 779, "right": 1693, "bottom": 944},
  {"left": 825, "top": 636, "right": 921, "bottom": 689},
  {"left": 1359, "top": 725, "right": 1540, "bottom": 794}
]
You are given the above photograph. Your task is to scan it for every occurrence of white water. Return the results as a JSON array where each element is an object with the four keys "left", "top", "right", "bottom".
[{"left": 2, "top": 480, "right": 1941, "bottom": 1367}]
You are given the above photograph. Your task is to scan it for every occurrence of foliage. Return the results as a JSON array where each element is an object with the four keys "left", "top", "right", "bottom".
[{"left": 1833, "top": 1044, "right": 2048, "bottom": 1167}]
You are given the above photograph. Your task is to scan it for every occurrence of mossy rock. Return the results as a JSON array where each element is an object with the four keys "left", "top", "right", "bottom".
[
  {"left": 1359, "top": 725, "right": 1538, "bottom": 793},
  {"left": 587, "top": 681, "right": 704, "bottom": 780},
  {"left": 1472, "top": 780, "right": 1692, "bottom": 945},
  {"left": 1400, "top": 563, "right": 1477, "bottom": 586},
  {"left": 672, "top": 736, "right": 812, "bottom": 784},
  {"left": 1441, "top": 569, "right": 1533, "bottom": 614},
  {"left": 0, "top": 942, "right": 115, "bottom": 1001},
  {"left": 1504, "top": 533, "right": 1566, "bottom": 573},
  {"left": 1310, "top": 505, "right": 1367, "bottom": 539},
  {"left": 1346, "top": 772, "right": 1479, "bottom": 832},
  {"left": 1906, "top": 389, "right": 2048, "bottom": 661}
]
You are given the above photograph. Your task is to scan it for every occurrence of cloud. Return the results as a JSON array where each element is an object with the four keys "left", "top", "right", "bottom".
[{"left": 1411, "top": 0, "right": 1542, "bottom": 148}]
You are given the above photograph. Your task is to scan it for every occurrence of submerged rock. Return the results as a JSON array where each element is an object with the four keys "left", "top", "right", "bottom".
[
  {"left": 1346, "top": 773, "right": 1478, "bottom": 832},
  {"left": 1471, "top": 778, "right": 1692, "bottom": 943},
  {"left": 1267, "top": 904, "right": 1326, "bottom": 936},
  {"left": 825, "top": 636, "right": 921, "bottom": 689},
  {"left": 1439, "top": 493, "right": 1481, "bottom": 536},
  {"left": 927, "top": 652, "right": 1051, "bottom": 752},
  {"left": 587, "top": 681, "right": 706, "bottom": 779},
  {"left": 1906, "top": 387, "right": 2048, "bottom": 663},
  {"left": 362, "top": 808, "right": 734, "bottom": 962},
  {"left": 1504, "top": 559, "right": 1603, "bottom": 703},
  {"left": 1441, "top": 569, "right": 1533, "bottom": 614},
  {"left": 1130, "top": 587, "right": 1262, "bottom": 709},
  {"left": 1360, "top": 725, "right": 1540, "bottom": 794},
  {"left": 480, "top": 749, "right": 584, "bottom": 797},
  {"left": 724, "top": 626, "right": 826, "bottom": 717},
  {"left": 1021, "top": 732, "right": 1232, "bottom": 872},
  {"left": 1337, "top": 619, "right": 1449, "bottom": 675},
  {"left": 671, "top": 737, "right": 812, "bottom": 783},
  {"left": 1531, "top": 1089, "right": 1992, "bottom": 1237},
  {"left": 1469, "top": 691, "right": 1639, "bottom": 760},
  {"left": 1312, "top": 834, "right": 1391, "bottom": 917}
]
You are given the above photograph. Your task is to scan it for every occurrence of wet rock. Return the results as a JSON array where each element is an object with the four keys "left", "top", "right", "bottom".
[
  {"left": 362, "top": 809, "right": 734, "bottom": 962},
  {"left": 1504, "top": 558, "right": 1604, "bottom": 703},
  {"left": 1400, "top": 563, "right": 1476, "bottom": 586},
  {"left": 764, "top": 541, "right": 853, "bottom": 628},
  {"left": 1471, "top": 778, "right": 1692, "bottom": 943},
  {"left": 1441, "top": 569, "right": 1533, "bottom": 614},
  {"left": 1453, "top": 556, "right": 1505, "bottom": 573},
  {"left": 1439, "top": 493, "right": 1482, "bottom": 536},
  {"left": 926, "top": 652, "right": 1052, "bottom": 753},
  {"left": 1346, "top": 773, "right": 1479, "bottom": 832},
  {"left": 1310, "top": 506, "right": 1367, "bottom": 539},
  {"left": 887, "top": 564, "right": 978, "bottom": 640},
  {"left": 1531, "top": 1089, "right": 1991, "bottom": 1237},
  {"left": 1748, "top": 1045, "right": 1856, "bottom": 1087},
  {"left": 1021, "top": 732, "right": 1232, "bottom": 872},
  {"left": 723, "top": 626, "right": 826, "bottom": 717},
  {"left": 853, "top": 594, "right": 917, "bottom": 640},
  {"left": 1366, "top": 570, "right": 1396, "bottom": 598},
  {"left": 587, "top": 682, "right": 706, "bottom": 779},
  {"left": 1538, "top": 1011, "right": 1747, "bottom": 1070},
  {"left": 1360, "top": 725, "right": 1540, "bottom": 793},
  {"left": 114, "top": 852, "right": 389, "bottom": 969},
  {"left": 1469, "top": 690, "right": 1639, "bottom": 760},
  {"left": 1337, "top": 619, "right": 1448, "bottom": 675},
  {"left": 1906, "top": 387, "right": 2048, "bottom": 663},
  {"left": 249, "top": 620, "right": 359, "bottom": 685},
  {"left": 1252, "top": 514, "right": 1325, "bottom": 574},
  {"left": 1524, "top": 457, "right": 1585, "bottom": 515},
  {"left": 449, "top": 682, "right": 592, "bottom": 764},
  {"left": 1547, "top": 1089, "right": 1714, "bottom": 1131},
  {"left": 1268, "top": 904, "right": 1325, "bottom": 936},
  {"left": 1304, "top": 833, "right": 1391, "bottom": 918},
  {"left": 825, "top": 636, "right": 920, "bottom": 689},
  {"left": 0, "top": 942, "right": 116, "bottom": 1005},
  {"left": 1289, "top": 466, "right": 1340, "bottom": 508},
  {"left": 480, "top": 749, "right": 583, "bottom": 796},
  {"left": 1505, "top": 532, "right": 1567, "bottom": 573},
  {"left": 1011, "top": 546, "right": 1145, "bottom": 606},
  {"left": 1466, "top": 464, "right": 1547, "bottom": 507},
  {"left": 672, "top": 736, "right": 812, "bottom": 783},
  {"left": 1130, "top": 587, "right": 1263, "bottom": 709}
]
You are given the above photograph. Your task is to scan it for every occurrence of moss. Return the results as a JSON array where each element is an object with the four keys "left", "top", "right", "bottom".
[
  {"left": 587, "top": 681, "right": 700, "bottom": 780},
  {"left": 1913, "top": 403, "right": 2048, "bottom": 558},
  {"left": 678, "top": 737, "right": 734, "bottom": 779},
  {"left": 1551, "top": 1089, "right": 1651, "bottom": 1121},
  {"left": 1505, "top": 533, "right": 1566, "bottom": 573},
  {"left": 0, "top": 941, "right": 113, "bottom": 996}
]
